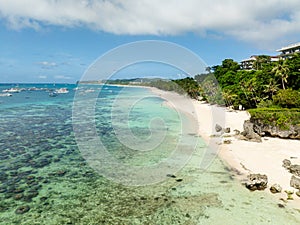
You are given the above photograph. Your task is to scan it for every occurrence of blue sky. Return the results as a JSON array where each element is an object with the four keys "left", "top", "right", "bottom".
[{"left": 0, "top": 0, "right": 300, "bottom": 83}]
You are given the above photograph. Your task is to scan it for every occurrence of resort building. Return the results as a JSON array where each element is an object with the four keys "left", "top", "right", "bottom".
[
  {"left": 240, "top": 55, "right": 279, "bottom": 70},
  {"left": 276, "top": 42, "right": 300, "bottom": 60},
  {"left": 240, "top": 55, "right": 257, "bottom": 70}
]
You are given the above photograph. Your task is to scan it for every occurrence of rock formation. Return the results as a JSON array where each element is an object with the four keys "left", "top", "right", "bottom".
[
  {"left": 251, "top": 119, "right": 300, "bottom": 139},
  {"left": 240, "top": 120, "right": 262, "bottom": 142}
]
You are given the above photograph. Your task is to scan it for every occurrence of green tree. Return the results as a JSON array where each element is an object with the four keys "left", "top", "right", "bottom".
[
  {"left": 273, "top": 89, "right": 300, "bottom": 108},
  {"left": 272, "top": 60, "right": 290, "bottom": 90},
  {"left": 253, "top": 55, "right": 271, "bottom": 70},
  {"left": 264, "top": 78, "right": 280, "bottom": 98},
  {"left": 285, "top": 53, "right": 300, "bottom": 90}
]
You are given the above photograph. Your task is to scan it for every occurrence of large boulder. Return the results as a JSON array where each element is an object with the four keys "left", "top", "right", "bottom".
[
  {"left": 290, "top": 175, "right": 300, "bottom": 189},
  {"left": 241, "top": 120, "right": 262, "bottom": 142},
  {"left": 245, "top": 173, "right": 268, "bottom": 191}
]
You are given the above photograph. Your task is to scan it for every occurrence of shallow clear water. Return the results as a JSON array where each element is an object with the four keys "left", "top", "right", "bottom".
[{"left": 0, "top": 83, "right": 299, "bottom": 224}]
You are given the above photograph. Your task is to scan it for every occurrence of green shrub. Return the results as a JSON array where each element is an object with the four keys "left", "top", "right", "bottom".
[
  {"left": 273, "top": 89, "right": 300, "bottom": 108},
  {"left": 256, "top": 100, "right": 278, "bottom": 108}
]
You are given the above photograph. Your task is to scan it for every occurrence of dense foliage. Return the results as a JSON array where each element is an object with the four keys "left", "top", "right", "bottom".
[
  {"left": 147, "top": 78, "right": 201, "bottom": 99},
  {"left": 204, "top": 54, "right": 300, "bottom": 109},
  {"left": 248, "top": 108, "right": 300, "bottom": 129},
  {"left": 273, "top": 89, "right": 300, "bottom": 108}
]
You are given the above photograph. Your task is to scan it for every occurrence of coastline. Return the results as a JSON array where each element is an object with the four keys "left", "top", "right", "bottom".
[{"left": 149, "top": 86, "right": 300, "bottom": 208}]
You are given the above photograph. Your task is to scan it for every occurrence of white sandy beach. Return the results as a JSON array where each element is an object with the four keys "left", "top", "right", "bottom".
[{"left": 150, "top": 87, "right": 300, "bottom": 207}]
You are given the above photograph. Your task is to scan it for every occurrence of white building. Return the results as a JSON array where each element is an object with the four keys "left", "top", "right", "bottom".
[
  {"left": 240, "top": 55, "right": 279, "bottom": 70},
  {"left": 240, "top": 55, "right": 257, "bottom": 70},
  {"left": 276, "top": 42, "right": 300, "bottom": 60}
]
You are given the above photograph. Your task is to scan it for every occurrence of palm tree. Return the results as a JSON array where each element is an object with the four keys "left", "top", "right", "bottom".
[
  {"left": 272, "top": 60, "right": 290, "bottom": 90},
  {"left": 264, "top": 78, "right": 279, "bottom": 98}
]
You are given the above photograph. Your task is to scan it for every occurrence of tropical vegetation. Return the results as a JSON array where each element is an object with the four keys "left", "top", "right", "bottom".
[{"left": 146, "top": 53, "right": 300, "bottom": 129}]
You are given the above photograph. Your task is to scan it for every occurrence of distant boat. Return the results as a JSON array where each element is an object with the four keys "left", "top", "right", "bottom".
[
  {"left": 2, "top": 88, "right": 21, "bottom": 93},
  {"left": 49, "top": 92, "right": 58, "bottom": 97},
  {"left": 55, "top": 88, "right": 69, "bottom": 94},
  {"left": 0, "top": 93, "right": 12, "bottom": 97},
  {"left": 84, "top": 89, "right": 95, "bottom": 93}
]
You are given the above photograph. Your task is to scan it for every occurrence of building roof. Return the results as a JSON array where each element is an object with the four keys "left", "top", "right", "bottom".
[
  {"left": 240, "top": 56, "right": 257, "bottom": 63},
  {"left": 276, "top": 42, "right": 300, "bottom": 52}
]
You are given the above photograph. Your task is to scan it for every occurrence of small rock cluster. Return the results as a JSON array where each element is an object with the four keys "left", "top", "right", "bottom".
[
  {"left": 243, "top": 173, "right": 283, "bottom": 195},
  {"left": 213, "top": 124, "right": 233, "bottom": 144},
  {"left": 215, "top": 124, "right": 231, "bottom": 134},
  {"left": 283, "top": 159, "right": 300, "bottom": 197}
]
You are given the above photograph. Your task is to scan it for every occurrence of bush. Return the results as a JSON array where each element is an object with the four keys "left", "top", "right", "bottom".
[
  {"left": 273, "top": 89, "right": 300, "bottom": 108},
  {"left": 256, "top": 100, "right": 278, "bottom": 108}
]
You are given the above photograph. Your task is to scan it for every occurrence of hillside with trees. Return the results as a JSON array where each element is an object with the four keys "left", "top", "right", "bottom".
[{"left": 147, "top": 53, "right": 299, "bottom": 134}]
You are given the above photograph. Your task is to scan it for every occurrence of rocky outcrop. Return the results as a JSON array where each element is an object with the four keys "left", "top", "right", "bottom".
[
  {"left": 244, "top": 173, "right": 268, "bottom": 191},
  {"left": 240, "top": 120, "right": 262, "bottom": 142},
  {"left": 251, "top": 119, "right": 300, "bottom": 139}
]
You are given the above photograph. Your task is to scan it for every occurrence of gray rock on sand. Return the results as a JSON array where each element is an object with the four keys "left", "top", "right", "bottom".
[
  {"left": 282, "top": 159, "right": 291, "bottom": 169},
  {"left": 224, "top": 127, "right": 231, "bottom": 133},
  {"left": 270, "top": 184, "right": 282, "bottom": 194},
  {"left": 290, "top": 175, "right": 300, "bottom": 189},
  {"left": 244, "top": 173, "right": 268, "bottom": 191},
  {"left": 215, "top": 124, "right": 223, "bottom": 132}
]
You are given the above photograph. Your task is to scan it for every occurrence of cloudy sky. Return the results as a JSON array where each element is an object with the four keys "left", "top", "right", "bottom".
[{"left": 0, "top": 0, "right": 300, "bottom": 82}]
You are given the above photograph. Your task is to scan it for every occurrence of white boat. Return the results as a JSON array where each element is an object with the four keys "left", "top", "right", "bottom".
[
  {"left": 55, "top": 88, "right": 69, "bottom": 94},
  {"left": 0, "top": 93, "right": 12, "bottom": 97},
  {"left": 2, "top": 88, "right": 21, "bottom": 93}
]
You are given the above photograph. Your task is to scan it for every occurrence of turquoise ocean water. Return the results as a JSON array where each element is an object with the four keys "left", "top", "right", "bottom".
[{"left": 0, "top": 83, "right": 300, "bottom": 224}]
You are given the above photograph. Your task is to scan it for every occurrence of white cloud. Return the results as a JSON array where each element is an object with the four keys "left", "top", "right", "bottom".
[
  {"left": 38, "top": 61, "right": 57, "bottom": 66},
  {"left": 1, "top": 0, "right": 300, "bottom": 46},
  {"left": 54, "top": 75, "right": 72, "bottom": 80},
  {"left": 38, "top": 75, "right": 47, "bottom": 79}
]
